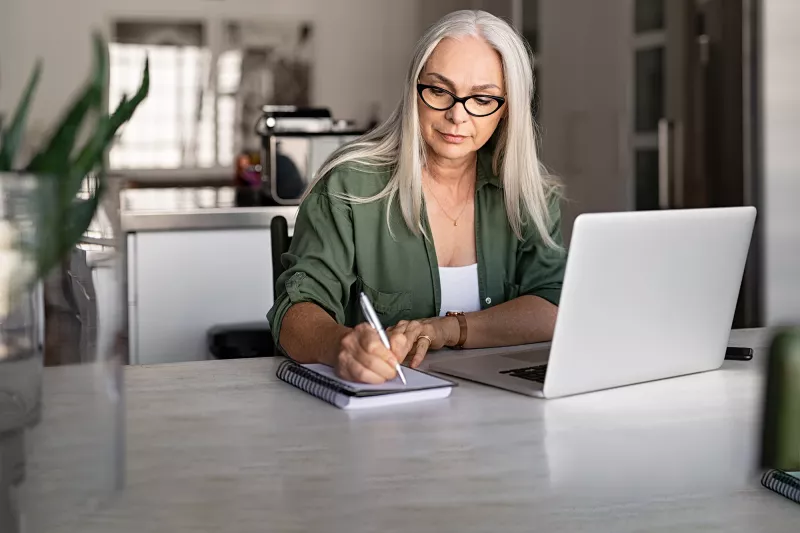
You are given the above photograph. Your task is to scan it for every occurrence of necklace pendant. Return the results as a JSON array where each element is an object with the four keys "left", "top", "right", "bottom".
[{"left": 453, "top": 220, "right": 458, "bottom": 227}]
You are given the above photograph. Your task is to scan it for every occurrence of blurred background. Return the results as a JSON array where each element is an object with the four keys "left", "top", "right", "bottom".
[{"left": 0, "top": 0, "right": 798, "bottom": 369}]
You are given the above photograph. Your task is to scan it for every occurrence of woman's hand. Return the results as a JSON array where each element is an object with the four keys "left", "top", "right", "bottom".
[
  {"left": 334, "top": 323, "right": 413, "bottom": 383},
  {"left": 333, "top": 317, "right": 456, "bottom": 383},
  {"left": 386, "top": 318, "right": 455, "bottom": 369}
]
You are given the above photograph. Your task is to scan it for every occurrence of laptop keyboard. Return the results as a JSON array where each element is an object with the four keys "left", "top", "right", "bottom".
[{"left": 500, "top": 364, "right": 548, "bottom": 383}]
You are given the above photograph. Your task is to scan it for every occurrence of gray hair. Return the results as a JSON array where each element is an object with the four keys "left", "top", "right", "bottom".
[{"left": 312, "top": 10, "right": 561, "bottom": 246}]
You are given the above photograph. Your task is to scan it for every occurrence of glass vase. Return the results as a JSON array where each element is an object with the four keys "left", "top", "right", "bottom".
[{"left": 0, "top": 172, "right": 125, "bottom": 532}]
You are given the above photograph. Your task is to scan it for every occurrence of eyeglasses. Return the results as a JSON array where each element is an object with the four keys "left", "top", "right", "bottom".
[{"left": 417, "top": 83, "right": 506, "bottom": 117}]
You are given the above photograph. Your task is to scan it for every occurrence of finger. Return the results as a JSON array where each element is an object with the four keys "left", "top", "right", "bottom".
[
  {"left": 343, "top": 356, "right": 388, "bottom": 384},
  {"left": 405, "top": 320, "right": 422, "bottom": 334},
  {"left": 339, "top": 330, "right": 359, "bottom": 352},
  {"left": 357, "top": 330, "right": 397, "bottom": 365},
  {"left": 335, "top": 340, "right": 391, "bottom": 384},
  {"left": 390, "top": 320, "right": 409, "bottom": 332},
  {"left": 354, "top": 334, "right": 399, "bottom": 381},
  {"left": 353, "top": 322, "right": 372, "bottom": 336},
  {"left": 334, "top": 351, "right": 354, "bottom": 380},
  {"left": 399, "top": 319, "right": 422, "bottom": 345},
  {"left": 410, "top": 336, "right": 432, "bottom": 368},
  {"left": 387, "top": 331, "right": 411, "bottom": 363},
  {"left": 386, "top": 320, "right": 406, "bottom": 333},
  {"left": 354, "top": 346, "right": 398, "bottom": 381}
]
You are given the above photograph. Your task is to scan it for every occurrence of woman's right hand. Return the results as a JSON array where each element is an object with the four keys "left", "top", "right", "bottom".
[{"left": 334, "top": 323, "right": 411, "bottom": 383}]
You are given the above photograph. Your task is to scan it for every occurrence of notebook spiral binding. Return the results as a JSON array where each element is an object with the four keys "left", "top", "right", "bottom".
[
  {"left": 761, "top": 469, "right": 800, "bottom": 504},
  {"left": 276, "top": 360, "right": 351, "bottom": 406}
]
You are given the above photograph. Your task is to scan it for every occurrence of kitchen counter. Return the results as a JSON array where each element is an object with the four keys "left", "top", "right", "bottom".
[
  {"left": 120, "top": 186, "right": 299, "bottom": 232},
  {"left": 119, "top": 186, "right": 299, "bottom": 364}
]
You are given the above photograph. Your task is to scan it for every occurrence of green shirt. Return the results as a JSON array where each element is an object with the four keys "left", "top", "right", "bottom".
[{"left": 267, "top": 146, "right": 567, "bottom": 346}]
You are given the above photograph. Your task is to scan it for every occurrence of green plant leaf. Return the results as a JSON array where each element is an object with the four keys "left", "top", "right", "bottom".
[
  {"left": 25, "top": 36, "right": 107, "bottom": 173},
  {"left": 109, "top": 57, "right": 149, "bottom": 129},
  {"left": 25, "top": 84, "right": 101, "bottom": 174},
  {"left": 63, "top": 114, "right": 111, "bottom": 199},
  {"left": 0, "top": 61, "right": 42, "bottom": 170},
  {"left": 33, "top": 178, "right": 103, "bottom": 280},
  {"left": 92, "top": 31, "right": 109, "bottom": 98},
  {"left": 8, "top": 34, "right": 150, "bottom": 284},
  {"left": 65, "top": 58, "right": 149, "bottom": 197}
]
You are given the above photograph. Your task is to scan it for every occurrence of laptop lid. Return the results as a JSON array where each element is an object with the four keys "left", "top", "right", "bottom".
[{"left": 541, "top": 206, "right": 756, "bottom": 398}]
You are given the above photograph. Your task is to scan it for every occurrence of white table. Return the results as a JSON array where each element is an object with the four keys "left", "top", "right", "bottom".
[{"left": 40, "top": 328, "right": 799, "bottom": 532}]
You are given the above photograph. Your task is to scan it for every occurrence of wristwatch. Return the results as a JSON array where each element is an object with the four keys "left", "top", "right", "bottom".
[{"left": 445, "top": 311, "right": 468, "bottom": 349}]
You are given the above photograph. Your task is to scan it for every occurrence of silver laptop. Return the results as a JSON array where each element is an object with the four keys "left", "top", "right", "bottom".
[{"left": 429, "top": 207, "right": 757, "bottom": 399}]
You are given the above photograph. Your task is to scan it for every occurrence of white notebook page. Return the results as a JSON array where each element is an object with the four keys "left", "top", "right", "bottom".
[{"left": 302, "top": 363, "right": 453, "bottom": 392}]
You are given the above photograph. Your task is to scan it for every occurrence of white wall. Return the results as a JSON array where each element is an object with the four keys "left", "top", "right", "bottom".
[
  {"left": 763, "top": 0, "right": 800, "bottom": 325},
  {"left": 0, "top": 0, "right": 418, "bottom": 135},
  {"left": 537, "top": 0, "right": 632, "bottom": 243}
]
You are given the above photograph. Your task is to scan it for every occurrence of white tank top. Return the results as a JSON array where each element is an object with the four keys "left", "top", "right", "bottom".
[{"left": 438, "top": 263, "right": 481, "bottom": 316}]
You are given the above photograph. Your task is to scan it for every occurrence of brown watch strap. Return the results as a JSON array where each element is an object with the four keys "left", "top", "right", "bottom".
[{"left": 446, "top": 312, "right": 467, "bottom": 349}]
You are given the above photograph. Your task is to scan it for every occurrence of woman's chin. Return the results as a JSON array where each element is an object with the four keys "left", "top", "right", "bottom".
[{"left": 428, "top": 140, "right": 475, "bottom": 162}]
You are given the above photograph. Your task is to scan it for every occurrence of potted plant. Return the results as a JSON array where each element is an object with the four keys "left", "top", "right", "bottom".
[{"left": 0, "top": 33, "right": 149, "bottom": 533}]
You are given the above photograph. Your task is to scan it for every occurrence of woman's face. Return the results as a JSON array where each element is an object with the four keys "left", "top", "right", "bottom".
[{"left": 418, "top": 35, "right": 506, "bottom": 164}]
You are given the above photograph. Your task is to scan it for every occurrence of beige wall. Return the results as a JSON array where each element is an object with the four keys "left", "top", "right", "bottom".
[
  {"left": 418, "top": 0, "right": 518, "bottom": 36},
  {"left": 418, "top": 0, "right": 471, "bottom": 34},
  {"left": 0, "top": 0, "right": 418, "bottom": 133}
]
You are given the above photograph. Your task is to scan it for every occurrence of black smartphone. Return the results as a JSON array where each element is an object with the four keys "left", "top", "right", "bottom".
[{"left": 725, "top": 346, "right": 754, "bottom": 361}]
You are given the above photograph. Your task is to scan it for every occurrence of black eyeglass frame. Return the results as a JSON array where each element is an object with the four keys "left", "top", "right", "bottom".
[{"left": 416, "top": 83, "right": 506, "bottom": 117}]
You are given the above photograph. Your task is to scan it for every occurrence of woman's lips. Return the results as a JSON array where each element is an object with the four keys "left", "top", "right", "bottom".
[{"left": 438, "top": 131, "right": 467, "bottom": 144}]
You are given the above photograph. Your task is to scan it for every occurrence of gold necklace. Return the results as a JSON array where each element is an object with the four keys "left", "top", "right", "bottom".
[{"left": 424, "top": 179, "right": 472, "bottom": 227}]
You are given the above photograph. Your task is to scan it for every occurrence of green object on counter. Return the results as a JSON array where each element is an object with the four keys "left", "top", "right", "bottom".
[{"left": 761, "top": 328, "right": 800, "bottom": 471}]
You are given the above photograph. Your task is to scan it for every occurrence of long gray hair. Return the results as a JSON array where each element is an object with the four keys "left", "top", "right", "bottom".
[{"left": 313, "top": 10, "right": 560, "bottom": 247}]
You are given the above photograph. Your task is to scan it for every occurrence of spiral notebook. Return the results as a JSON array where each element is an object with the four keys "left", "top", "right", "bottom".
[
  {"left": 761, "top": 469, "right": 800, "bottom": 505},
  {"left": 276, "top": 360, "right": 457, "bottom": 410}
]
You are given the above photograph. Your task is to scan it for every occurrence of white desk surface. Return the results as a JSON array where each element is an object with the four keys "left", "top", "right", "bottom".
[{"left": 41, "top": 328, "right": 798, "bottom": 532}]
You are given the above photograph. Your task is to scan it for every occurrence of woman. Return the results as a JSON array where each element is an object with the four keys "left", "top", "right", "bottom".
[{"left": 267, "top": 10, "right": 566, "bottom": 383}]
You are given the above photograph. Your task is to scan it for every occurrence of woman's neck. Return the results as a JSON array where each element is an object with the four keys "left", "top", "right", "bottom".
[{"left": 424, "top": 151, "right": 477, "bottom": 194}]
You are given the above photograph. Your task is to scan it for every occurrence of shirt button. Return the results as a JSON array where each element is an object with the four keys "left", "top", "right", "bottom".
[{"left": 485, "top": 297, "right": 492, "bottom": 305}]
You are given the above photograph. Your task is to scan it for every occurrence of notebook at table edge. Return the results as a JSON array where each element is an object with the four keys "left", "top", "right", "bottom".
[{"left": 336, "top": 386, "right": 454, "bottom": 410}]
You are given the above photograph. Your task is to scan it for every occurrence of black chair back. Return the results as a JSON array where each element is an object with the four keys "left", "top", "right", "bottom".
[
  {"left": 206, "top": 215, "right": 291, "bottom": 360},
  {"left": 270, "top": 216, "right": 291, "bottom": 290}
]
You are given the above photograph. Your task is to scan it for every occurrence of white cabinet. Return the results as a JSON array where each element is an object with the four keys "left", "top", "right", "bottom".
[{"left": 127, "top": 229, "right": 273, "bottom": 365}]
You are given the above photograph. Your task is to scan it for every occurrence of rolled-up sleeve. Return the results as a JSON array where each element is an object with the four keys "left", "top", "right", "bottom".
[
  {"left": 267, "top": 187, "right": 356, "bottom": 347},
  {"left": 517, "top": 197, "right": 568, "bottom": 306}
]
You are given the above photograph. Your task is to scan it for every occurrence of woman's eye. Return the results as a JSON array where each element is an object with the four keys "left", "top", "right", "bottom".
[
  {"left": 473, "top": 98, "right": 493, "bottom": 106},
  {"left": 430, "top": 87, "right": 447, "bottom": 95}
]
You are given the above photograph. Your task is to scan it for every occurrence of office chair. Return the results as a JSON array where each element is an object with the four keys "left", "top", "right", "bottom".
[
  {"left": 270, "top": 215, "right": 291, "bottom": 288},
  {"left": 207, "top": 215, "right": 292, "bottom": 359}
]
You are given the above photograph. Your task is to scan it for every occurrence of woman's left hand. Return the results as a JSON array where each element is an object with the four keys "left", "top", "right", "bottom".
[{"left": 386, "top": 318, "right": 453, "bottom": 368}]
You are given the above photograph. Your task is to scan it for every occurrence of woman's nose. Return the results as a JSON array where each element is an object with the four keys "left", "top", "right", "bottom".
[{"left": 445, "top": 102, "right": 470, "bottom": 124}]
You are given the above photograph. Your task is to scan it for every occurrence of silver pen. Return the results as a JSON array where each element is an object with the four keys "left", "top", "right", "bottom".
[{"left": 358, "top": 291, "right": 407, "bottom": 385}]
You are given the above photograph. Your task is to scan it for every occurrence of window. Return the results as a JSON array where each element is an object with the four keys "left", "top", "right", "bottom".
[
  {"left": 108, "top": 19, "right": 314, "bottom": 172},
  {"left": 109, "top": 42, "right": 215, "bottom": 169}
]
